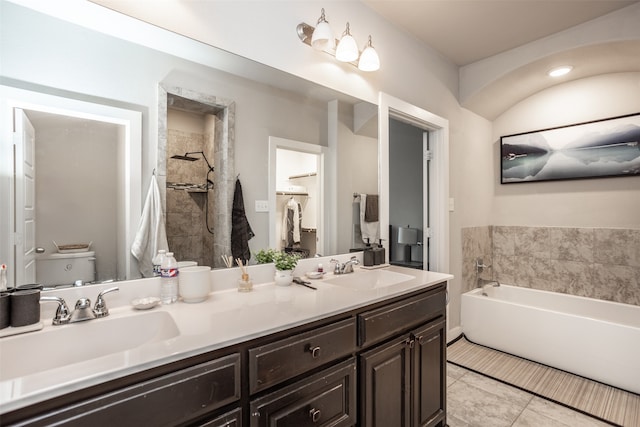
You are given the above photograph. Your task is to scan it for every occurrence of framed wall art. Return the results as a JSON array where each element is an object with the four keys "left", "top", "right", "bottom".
[{"left": 500, "top": 112, "right": 640, "bottom": 184}]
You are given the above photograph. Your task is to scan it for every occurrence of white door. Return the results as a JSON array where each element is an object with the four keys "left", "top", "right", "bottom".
[{"left": 14, "top": 108, "right": 36, "bottom": 285}]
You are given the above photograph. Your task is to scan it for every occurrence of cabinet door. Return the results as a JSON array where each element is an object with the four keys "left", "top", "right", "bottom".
[
  {"left": 360, "top": 335, "right": 412, "bottom": 427},
  {"left": 412, "top": 318, "right": 446, "bottom": 427}
]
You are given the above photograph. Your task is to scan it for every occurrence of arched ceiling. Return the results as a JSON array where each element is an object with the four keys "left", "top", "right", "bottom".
[{"left": 462, "top": 40, "right": 640, "bottom": 120}]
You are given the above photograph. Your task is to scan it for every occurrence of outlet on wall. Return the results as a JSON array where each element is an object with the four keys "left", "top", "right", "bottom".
[{"left": 255, "top": 200, "right": 269, "bottom": 212}]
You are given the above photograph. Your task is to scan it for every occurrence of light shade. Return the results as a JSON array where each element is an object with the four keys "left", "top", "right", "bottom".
[
  {"left": 311, "top": 9, "right": 334, "bottom": 51},
  {"left": 335, "top": 23, "right": 359, "bottom": 62},
  {"left": 358, "top": 35, "right": 380, "bottom": 71},
  {"left": 548, "top": 66, "right": 572, "bottom": 77}
]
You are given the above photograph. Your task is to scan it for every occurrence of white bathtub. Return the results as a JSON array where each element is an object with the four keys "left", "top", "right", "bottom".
[{"left": 461, "top": 284, "right": 640, "bottom": 395}]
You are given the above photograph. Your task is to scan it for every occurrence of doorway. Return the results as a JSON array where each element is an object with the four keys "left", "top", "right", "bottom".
[
  {"left": 268, "top": 137, "right": 326, "bottom": 258},
  {"left": 378, "top": 93, "right": 449, "bottom": 274},
  {"left": 388, "top": 118, "right": 429, "bottom": 270}
]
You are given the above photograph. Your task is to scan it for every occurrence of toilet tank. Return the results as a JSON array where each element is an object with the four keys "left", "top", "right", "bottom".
[{"left": 36, "top": 251, "right": 96, "bottom": 286}]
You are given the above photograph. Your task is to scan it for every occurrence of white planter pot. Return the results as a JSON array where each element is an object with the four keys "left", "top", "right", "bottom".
[{"left": 274, "top": 270, "right": 293, "bottom": 286}]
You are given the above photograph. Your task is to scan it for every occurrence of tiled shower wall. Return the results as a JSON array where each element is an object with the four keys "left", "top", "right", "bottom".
[
  {"left": 462, "top": 226, "right": 640, "bottom": 306},
  {"left": 166, "top": 129, "right": 215, "bottom": 267}
]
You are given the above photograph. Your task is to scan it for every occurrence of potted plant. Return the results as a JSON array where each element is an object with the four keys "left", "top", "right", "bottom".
[
  {"left": 255, "top": 249, "right": 299, "bottom": 286},
  {"left": 273, "top": 251, "right": 300, "bottom": 286},
  {"left": 254, "top": 248, "right": 277, "bottom": 265}
]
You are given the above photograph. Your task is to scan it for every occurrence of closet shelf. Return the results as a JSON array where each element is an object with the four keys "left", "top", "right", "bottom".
[
  {"left": 288, "top": 172, "right": 317, "bottom": 179},
  {"left": 277, "top": 191, "right": 309, "bottom": 196}
]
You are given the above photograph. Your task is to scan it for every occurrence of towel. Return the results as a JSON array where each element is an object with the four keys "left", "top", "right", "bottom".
[
  {"left": 360, "top": 193, "right": 379, "bottom": 244},
  {"left": 231, "top": 178, "right": 254, "bottom": 263},
  {"left": 364, "top": 194, "right": 379, "bottom": 222},
  {"left": 131, "top": 174, "right": 168, "bottom": 277}
]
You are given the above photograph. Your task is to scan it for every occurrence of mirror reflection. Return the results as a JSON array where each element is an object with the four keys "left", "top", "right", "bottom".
[{"left": 1, "top": 2, "right": 378, "bottom": 288}]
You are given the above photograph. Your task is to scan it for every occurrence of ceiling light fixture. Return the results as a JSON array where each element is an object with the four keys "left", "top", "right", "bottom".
[
  {"left": 358, "top": 36, "right": 380, "bottom": 72},
  {"left": 310, "top": 8, "right": 334, "bottom": 52},
  {"left": 548, "top": 66, "right": 573, "bottom": 77},
  {"left": 335, "top": 23, "right": 359, "bottom": 62},
  {"left": 296, "top": 9, "right": 380, "bottom": 72}
]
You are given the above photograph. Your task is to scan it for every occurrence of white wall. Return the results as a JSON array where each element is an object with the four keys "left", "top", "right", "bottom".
[{"left": 492, "top": 72, "right": 640, "bottom": 228}]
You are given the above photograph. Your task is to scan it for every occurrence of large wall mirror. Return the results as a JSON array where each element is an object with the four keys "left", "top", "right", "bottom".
[{"left": 0, "top": 1, "right": 378, "bottom": 287}]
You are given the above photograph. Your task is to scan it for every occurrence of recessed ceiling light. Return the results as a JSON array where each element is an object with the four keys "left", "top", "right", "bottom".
[{"left": 548, "top": 66, "right": 573, "bottom": 77}]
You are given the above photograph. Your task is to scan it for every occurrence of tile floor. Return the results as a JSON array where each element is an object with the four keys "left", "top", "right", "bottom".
[{"left": 446, "top": 363, "right": 613, "bottom": 427}]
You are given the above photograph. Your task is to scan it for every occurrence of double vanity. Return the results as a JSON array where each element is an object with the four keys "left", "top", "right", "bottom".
[{"left": 0, "top": 261, "right": 451, "bottom": 427}]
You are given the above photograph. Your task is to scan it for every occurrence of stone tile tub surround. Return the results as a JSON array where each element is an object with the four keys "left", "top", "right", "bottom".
[{"left": 462, "top": 226, "right": 640, "bottom": 306}]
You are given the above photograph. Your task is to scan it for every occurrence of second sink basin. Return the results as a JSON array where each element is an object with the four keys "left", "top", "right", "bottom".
[
  {"left": 0, "top": 310, "right": 179, "bottom": 381},
  {"left": 323, "top": 269, "right": 415, "bottom": 290}
]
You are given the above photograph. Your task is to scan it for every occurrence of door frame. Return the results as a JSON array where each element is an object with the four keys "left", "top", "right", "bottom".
[
  {"left": 0, "top": 86, "right": 142, "bottom": 287},
  {"left": 378, "top": 93, "right": 449, "bottom": 274}
]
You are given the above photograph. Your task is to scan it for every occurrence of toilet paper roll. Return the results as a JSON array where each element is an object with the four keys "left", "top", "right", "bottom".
[{"left": 397, "top": 227, "right": 418, "bottom": 245}]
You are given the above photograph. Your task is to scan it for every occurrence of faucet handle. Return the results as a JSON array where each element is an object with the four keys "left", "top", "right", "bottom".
[
  {"left": 40, "top": 296, "right": 71, "bottom": 325},
  {"left": 329, "top": 259, "right": 341, "bottom": 274},
  {"left": 93, "top": 286, "right": 119, "bottom": 318}
]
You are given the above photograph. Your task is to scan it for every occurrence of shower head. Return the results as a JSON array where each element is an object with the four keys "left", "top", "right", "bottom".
[
  {"left": 170, "top": 151, "right": 214, "bottom": 171},
  {"left": 171, "top": 154, "right": 199, "bottom": 161}
]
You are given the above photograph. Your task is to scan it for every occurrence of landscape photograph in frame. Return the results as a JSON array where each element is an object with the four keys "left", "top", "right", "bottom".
[{"left": 500, "top": 113, "right": 640, "bottom": 184}]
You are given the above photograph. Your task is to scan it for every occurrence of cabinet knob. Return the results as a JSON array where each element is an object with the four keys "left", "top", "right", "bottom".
[
  {"left": 405, "top": 337, "right": 415, "bottom": 348},
  {"left": 309, "top": 408, "right": 321, "bottom": 423},
  {"left": 308, "top": 345, "right": 321, "bottom": 358}
]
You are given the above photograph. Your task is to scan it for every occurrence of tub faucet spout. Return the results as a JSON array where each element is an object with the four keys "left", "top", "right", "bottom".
[{"left": 477, "top": 278, "right": 500, "bottom": 296}]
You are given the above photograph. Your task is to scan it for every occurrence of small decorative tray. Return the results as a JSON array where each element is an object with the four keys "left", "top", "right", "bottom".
[
  {"left": 131, "top": 297, "right": 161, "bottom": 310},
  {"left": 53, "top": 241, "right": 93, "bottom": 253},
  {"left": 305, "top": 271, "right": 325, "bottom": 280}
]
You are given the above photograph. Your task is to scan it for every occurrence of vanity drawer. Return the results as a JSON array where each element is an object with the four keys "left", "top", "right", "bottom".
[
  {"left": 250, "top": 358, "right": 357, "bottom": 427},
  {"left": 249, "top": 318, "right": 356, "bottom": 394},
  {"left": 358, "top": 289, "right": 445, "bottom": 348},
  {"left": 16, "top": 353, "right": 241, "bottom": 427}
]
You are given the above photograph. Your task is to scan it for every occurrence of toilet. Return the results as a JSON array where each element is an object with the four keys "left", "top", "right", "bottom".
[{"left": 36, "top": 251, "right": 96, "bottom": 286}]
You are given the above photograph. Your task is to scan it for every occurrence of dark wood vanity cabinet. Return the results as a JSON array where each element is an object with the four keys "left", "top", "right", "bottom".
[{"left": 5, "top": 282, "right": 446, "bottom": 427}]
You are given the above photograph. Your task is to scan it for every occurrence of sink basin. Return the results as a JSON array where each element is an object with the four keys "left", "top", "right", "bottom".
[
  {"left": 0, "top": 310, "right": 179, "bottom": 381},
  {"left": 323, "top": 269, "right": 415, "bottom": 290}
]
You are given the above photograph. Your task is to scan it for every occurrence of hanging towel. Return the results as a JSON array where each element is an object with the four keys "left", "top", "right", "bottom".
[
  {"left": 364, "top": 194, "right": 379, "bottom": 222},
  {"left": 231, "top": 178, "right": 254, "bottom": 263},
  {"left": 131, "top": 174, "right": 169, "bottom": 277},
  {"left": 360, "top": 193, "right": 379, "bottom": 244}
]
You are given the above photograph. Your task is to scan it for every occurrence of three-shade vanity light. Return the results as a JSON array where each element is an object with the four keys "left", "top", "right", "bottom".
[{"left": 296, "top": 8, "right": 380, "bottom": 72}]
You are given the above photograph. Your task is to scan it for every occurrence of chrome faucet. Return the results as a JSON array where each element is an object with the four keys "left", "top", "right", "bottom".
[
  {"left": 330, "top": 256, "right": 360, "bottom": 274},
  {"left": 40, "top": 286, "right": 119, "bottom": 325}
]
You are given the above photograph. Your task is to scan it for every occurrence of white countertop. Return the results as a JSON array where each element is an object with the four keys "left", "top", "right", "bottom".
[{"left": 0, "top": 261, "right": 452, "bottom": 415}]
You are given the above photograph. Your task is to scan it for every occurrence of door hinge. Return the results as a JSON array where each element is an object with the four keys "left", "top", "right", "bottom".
[
  {"left": 424, "top": 150, "right": 433, "bottom": 161},
  {"left": 425, "top": 228, "right": 433, "bottom": 239}
]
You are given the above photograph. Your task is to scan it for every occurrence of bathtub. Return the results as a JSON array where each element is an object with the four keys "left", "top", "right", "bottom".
[{"left": 461, "top": 284, "right": 640, "bottom": 395}]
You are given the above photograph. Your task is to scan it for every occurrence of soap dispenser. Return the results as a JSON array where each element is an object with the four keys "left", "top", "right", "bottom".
[
  {"left": 363, "top": 239, "right": 375, "bottom": 266},
  {"left": 373, "top": 239, "right": 385, "bottom": 265}
]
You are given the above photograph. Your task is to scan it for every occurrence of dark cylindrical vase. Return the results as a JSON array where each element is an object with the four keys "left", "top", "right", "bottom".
[
  {"left": 0, "top": 292, "right": 10, "bottom": 329},
  {"left": 10, "top": 289, "right": 41, "bottom": 327}
]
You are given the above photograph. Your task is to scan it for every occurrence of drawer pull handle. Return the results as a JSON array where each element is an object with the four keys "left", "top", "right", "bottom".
[
  {"left": 309, "top": 408, "right": 321, "bottom": 422},
  {"left": 309, "top": 345, "right": 321, "bottom": 358}
]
